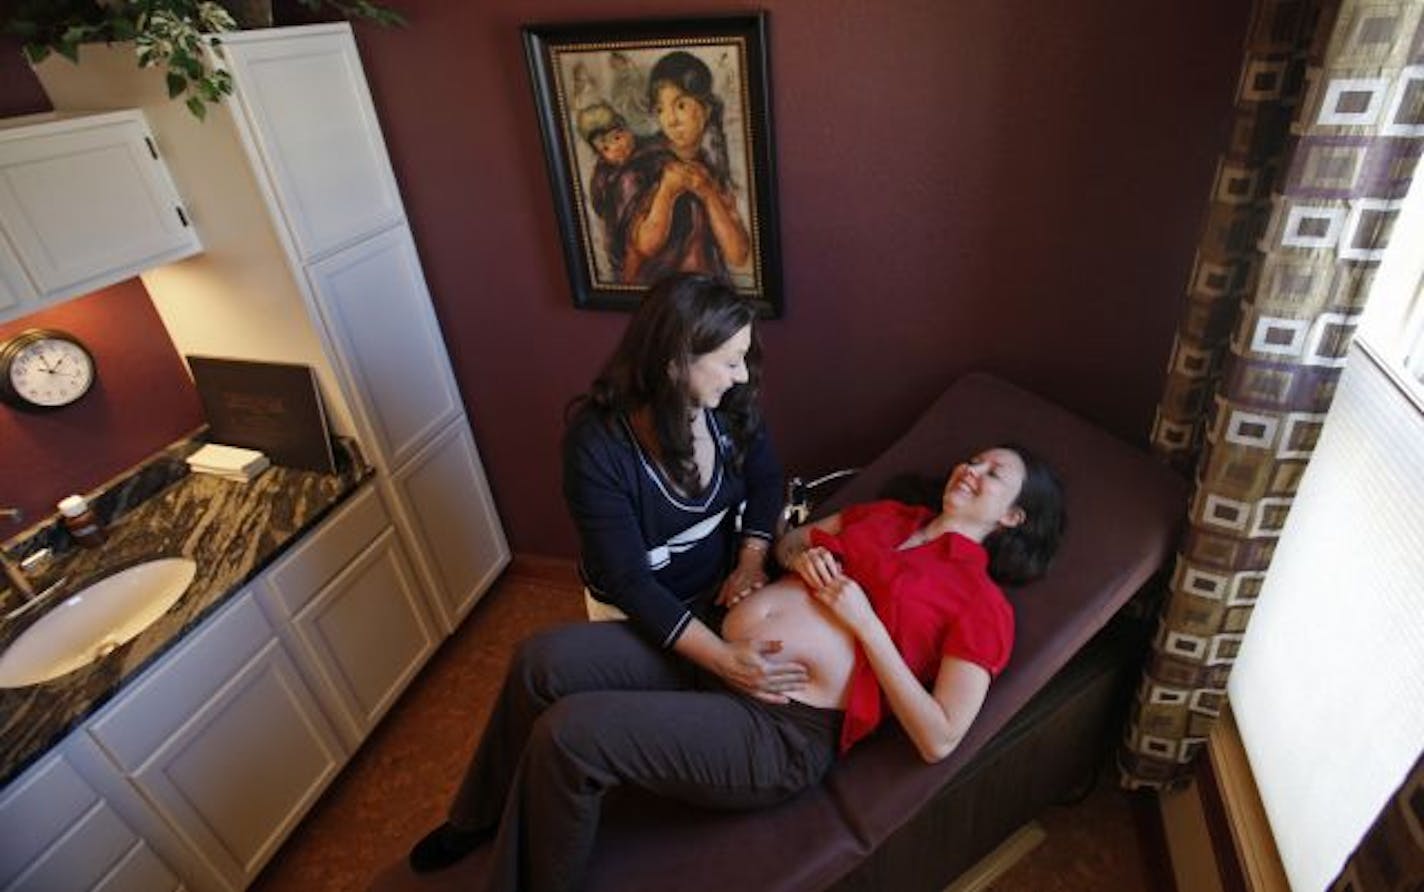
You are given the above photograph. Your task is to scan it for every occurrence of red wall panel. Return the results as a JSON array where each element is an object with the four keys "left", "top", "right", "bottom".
[
  {"left": 350, "top": 0, "right": 1249, "bottom": 555},
  {"left": 0, "top": 2, "right": 1251, "bottom": 556},
  {"left": 0, "top": 281, "right": 205, "bottom": 528}
]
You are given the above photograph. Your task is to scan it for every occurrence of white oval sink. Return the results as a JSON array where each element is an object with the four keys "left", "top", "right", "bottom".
[{"left": 0, "top": 558, "right": 197, "bottom": 688}]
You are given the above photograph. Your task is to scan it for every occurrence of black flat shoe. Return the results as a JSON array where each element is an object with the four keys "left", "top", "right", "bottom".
[{"left": 408, "top": 822, "right": 488, "bottom": 873}]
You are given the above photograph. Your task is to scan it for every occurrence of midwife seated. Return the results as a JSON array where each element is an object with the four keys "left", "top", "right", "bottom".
[{"left": 409, "top": 445, "right": 1065, "bottom": 892}]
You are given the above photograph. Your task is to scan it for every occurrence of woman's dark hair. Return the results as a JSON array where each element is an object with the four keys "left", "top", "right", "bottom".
[
  {"left": 568, "top": 273, "right": 761, "bottom": 493},
  {"left": 647, "top": 51, "right": 732, "bottom": 188},
  {"left": 880, "top": 443, "right": 1066, "bottom": 586},
  {"left": 983, "top": 443, "right": 1066, "bottom": 586}
]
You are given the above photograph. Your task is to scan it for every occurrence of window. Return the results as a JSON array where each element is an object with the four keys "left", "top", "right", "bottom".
[{"left": 1226, "top": 171, "right": 1424, "bottom": 891}]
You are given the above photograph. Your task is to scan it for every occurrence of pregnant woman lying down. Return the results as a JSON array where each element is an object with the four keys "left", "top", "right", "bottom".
[{"left": 410, "top": 445, "right": 1065, "bottom": 892}]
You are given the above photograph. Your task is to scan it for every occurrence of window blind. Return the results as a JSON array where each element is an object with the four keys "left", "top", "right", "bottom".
[{"left": 1228, "top": 347, "right": 1424, "bottom": 892}]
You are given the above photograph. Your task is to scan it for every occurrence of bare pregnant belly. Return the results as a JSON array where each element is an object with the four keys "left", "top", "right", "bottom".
[{"left": 722, "top": 579, "right": 857, "bottom": 709}]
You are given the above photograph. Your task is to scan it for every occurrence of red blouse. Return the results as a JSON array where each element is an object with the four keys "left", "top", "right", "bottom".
[{"left": 810, "top": 500, "right": 1014, "bottom": 753}]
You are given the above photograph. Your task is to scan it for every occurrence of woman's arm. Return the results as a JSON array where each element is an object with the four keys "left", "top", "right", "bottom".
[
  {"left": 716, "top": 420, "right": 783, "bottom": 606},
  {"left": 565, "top": 425, "right": 697, "bottom": 646},
  {"left": 684, "top": 163, "right": 750, "bottom": 267},
  {"left": 629, "top": 163, "right": 687, "bottom": 261},
  {"left": 774, "top": 512, "right": 844, "bottom": 589},
  {"left": 812, "top": 577, "right": 990, "bottom": 763}
]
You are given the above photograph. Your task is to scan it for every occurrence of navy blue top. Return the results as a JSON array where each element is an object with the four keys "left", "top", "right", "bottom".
[{"left": 563, "top": 408, "right": 783, "bottom": 648}]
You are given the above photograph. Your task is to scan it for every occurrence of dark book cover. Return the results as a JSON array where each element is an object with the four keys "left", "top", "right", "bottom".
[{"left": 186, "top": 356, "right": 336, "bottom": 473}]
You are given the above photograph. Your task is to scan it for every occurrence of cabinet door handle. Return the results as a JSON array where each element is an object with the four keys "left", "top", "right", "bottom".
[
  {"left": 145, "top": 136, "right": 159, "bottom": 160},
  {"left": 175, "top": 206, "right": 190, "bottom": 228}
]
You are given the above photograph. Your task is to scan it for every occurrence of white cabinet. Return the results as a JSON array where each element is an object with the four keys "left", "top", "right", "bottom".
[
  {"left": 34, "top": 24, "right": 511, "bottom": 629},
  {"left": 260, "top": 486, "right": 437, "bottom": 748},
  {"left": 0, "top": 751, "right": 180, "bottom": 892},
  {"left": 0, "top": 110, "right": 200, "bottom": 319},
  {"left": 218, "top": 30, "right": 404, "bottom": 261},
  {"left": 390, "top": 418, "right": 509, "bottom": 626},
  {"left": 0, "top": 482, "right": 441, "bottom": 892},
  {"left": 305, "top": 227, "right": 463, "bottom": 467},
  {"left": 0, "top": 235, "right": 33, "bottom": 317},
  {"left": 87, "top": 592, "right": 343, "bottom": 891}
]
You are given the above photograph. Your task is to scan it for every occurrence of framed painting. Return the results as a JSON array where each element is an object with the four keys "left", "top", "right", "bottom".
[{"left": 523, "top": 13, "right": 783, "bottom": 317}]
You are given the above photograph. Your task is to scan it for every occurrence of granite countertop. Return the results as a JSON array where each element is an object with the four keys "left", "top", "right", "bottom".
[{"left": 0, "top": 444, "right": 371, "bottom": 786}]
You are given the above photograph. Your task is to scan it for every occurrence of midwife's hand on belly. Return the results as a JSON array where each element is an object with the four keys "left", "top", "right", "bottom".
[
  {"left": 723, "top": 581, "right": 859, "bottom": 709},
  {"left": 716, "top": 639, "right": 809, "bottom": 704}
]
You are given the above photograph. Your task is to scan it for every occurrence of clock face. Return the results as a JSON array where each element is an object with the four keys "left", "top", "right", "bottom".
[{"left": 3, "top": 332, "right": 96, "bottom": 408}]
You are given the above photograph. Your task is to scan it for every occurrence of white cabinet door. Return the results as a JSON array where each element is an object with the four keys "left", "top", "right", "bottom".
[
  {"left": 0, "top": 751, "right": 180, "bottom": 892},
  {"left": 220, "top": 26, "right": 404, "bottom": 261},
  {"left": 388, "top": 417, "right": 510, "bottom": 628},
  {"left": 129, "top": 640, "right": 340, "bottom": 890},
  {"left": 306, "top": 226, "right": 463, "bottom": 469},
  {"left": 285, "top": 528, "right": 436, "bottom": 746},
  {"left": 0, "top": 110, "right": 199, "bottom": 304},
  {"left": 87, "top": 593, "right": 342, "bottom": 890},
  {"left": 0, "top": 232, "right": 38, "bottom": 318}
]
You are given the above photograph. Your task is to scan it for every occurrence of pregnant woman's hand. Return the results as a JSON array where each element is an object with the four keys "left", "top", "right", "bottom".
[
  {"left": 810, "top": 577, "right": 876, "bottom": 630},
  {"left": 718, "top": 639, "right": 808, "bottom": 704},
  {"left": 792, "top": 546, "right": 843, "bottom": 590}
]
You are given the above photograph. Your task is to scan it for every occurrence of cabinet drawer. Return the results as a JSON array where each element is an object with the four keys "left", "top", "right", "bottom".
[
  {"left": 88, "top": 591, "right": 270, "bottom": 772},
  {"left": 8, "top": 800, "right": 137, "bottom": 892},
  {"left": 263, "top": 484, "right": 389, "bottom": 617},
  {"left": 0, "top": 753, "right": 99, "bottom": 888}
]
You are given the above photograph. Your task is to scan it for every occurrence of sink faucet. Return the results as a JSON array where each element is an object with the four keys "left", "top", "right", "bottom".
[
  {"left": 2, "top": 507, "right": 64, "bottom": 619},
  {"left": 0, "top": 507, "right": 33, "bottom": 599}
]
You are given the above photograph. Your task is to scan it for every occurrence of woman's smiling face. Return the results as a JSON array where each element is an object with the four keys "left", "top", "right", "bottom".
[
  {"left": 685, "top": 324, "right": 752, "bottom": 409},
  {"left": 942, "top": 448, "right": 1027, "bottom": 530},
  {"left": 654, "top": 82, "right": 709, "bottom": 156}
]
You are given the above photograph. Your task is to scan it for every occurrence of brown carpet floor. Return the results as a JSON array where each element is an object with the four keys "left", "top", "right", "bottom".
[{"left": 249, "top": 559, "right": 1164, "bottom": 892}]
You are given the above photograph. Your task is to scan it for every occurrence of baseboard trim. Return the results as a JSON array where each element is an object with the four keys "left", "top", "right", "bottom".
[
  {"left": 1131, "top": 787, "right": 1179, "bottom": 892},
  {"left": 504, "top": 553, "right": 579, "bottom": 586},
  {"left": 941, "top": 822, "right": 1047, "bottom": 892}
]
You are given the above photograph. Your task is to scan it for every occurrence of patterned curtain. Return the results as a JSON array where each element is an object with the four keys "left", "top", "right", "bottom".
[
  {"left": 1326, "top": 748, "right": 1424, "bottom": 891},
  {"left": 1121, "top": 0, "right": 1424, "bottom": 788}
]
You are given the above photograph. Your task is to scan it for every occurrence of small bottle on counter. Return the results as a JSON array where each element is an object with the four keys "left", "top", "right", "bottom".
[{"left": 58, "top": 495, "right": 106, "bottom": 548}]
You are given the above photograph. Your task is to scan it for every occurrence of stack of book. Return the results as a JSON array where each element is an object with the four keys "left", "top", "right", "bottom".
[{"left": 186, "top": 443, "right": 271, "bottom": 482}]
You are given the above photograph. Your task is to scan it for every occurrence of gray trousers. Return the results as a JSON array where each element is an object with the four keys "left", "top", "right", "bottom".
[{"left": 446, "top": 622, "right": 842, "bottom": 892}]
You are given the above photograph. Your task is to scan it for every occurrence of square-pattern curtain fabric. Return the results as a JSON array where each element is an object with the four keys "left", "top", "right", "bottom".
[{"left": 1121, "top": 0, "right": 1424, "bottom": 787}]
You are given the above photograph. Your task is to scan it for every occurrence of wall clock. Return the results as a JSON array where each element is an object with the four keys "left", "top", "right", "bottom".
[{"left": 0, "top": 328, "right": 97, "bottom": 409}]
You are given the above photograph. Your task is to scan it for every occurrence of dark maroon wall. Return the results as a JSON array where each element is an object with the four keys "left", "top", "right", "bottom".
[
  {"left": 0, "top": 281, "right": 206, "bottom": 525},
  {"left": 0, "top": 3, "right": 1251, "bottom": 556},
  {"left": 349, "top": 0, "right": 1250, "bottom": 556},
  {"left": 0, "top": 35, "right": 49, "bottom": 117}
]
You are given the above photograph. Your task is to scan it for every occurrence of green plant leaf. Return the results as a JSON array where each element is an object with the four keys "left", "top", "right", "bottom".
[
  {"left": 22, "top": 43, "right": 51, "bottom": 64},
  {"left": 57, "top": 41, "right": 80, "bottom": 63},
  {"left": 186, "top": 95, "right": 208, "bottom": 120},
  {"left": 166, "top": 71, "right": 187, "bottom": 98}
]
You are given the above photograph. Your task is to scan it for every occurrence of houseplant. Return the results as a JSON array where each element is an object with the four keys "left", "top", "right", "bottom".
[{"left": 4, "top": 0, "right": 404, "bottom": 119}]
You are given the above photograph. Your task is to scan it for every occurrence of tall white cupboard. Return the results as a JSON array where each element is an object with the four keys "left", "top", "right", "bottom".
[{"left": 35, "top": 24, "right": 510, "bottom": 632}]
